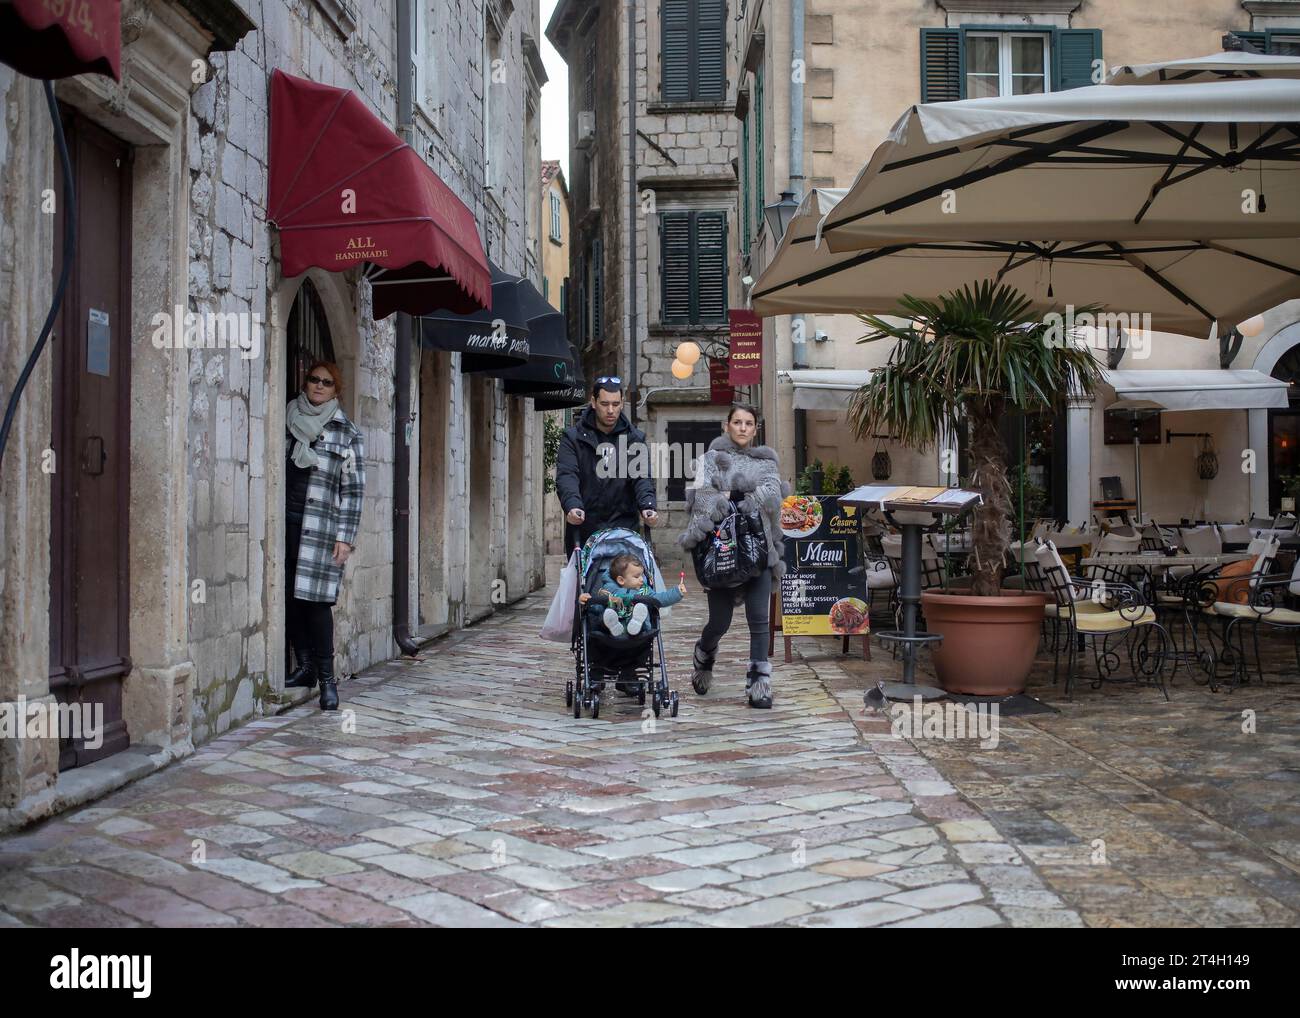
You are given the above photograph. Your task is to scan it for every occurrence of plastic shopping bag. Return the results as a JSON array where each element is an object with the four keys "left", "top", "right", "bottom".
[{"left": 540, "top": 550, "right": 580, "bottom": 641}]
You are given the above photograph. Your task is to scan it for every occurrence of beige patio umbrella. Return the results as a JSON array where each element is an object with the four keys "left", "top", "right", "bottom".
[
  {"left": 817, "top": 57, "right": 1300, "bottom": 251},
  {"left": 750, "top": 188, "right": 1300, "bottom": 335},
  {"left": 1107, "top": 51, "right": 1300, "bottom": 85}
]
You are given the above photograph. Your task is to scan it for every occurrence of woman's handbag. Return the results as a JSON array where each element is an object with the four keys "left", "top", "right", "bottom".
[{"left": 692, "top": 500, "right": 768, "bottom": 588}]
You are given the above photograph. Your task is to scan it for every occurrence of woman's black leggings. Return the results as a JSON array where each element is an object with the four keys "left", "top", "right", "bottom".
[
  {"left": 286, "top": 514, "right": 334, "bottom": 664},
  {"left": 698, "top": 570, "right": 772, "bottom": 663}
]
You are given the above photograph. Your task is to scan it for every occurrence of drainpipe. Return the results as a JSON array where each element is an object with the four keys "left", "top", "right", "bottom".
[
  {"left": 789, "top": 0, "right": 808, "bottom": 475},
  {"left": 627, "top": 0, "right": 639, "bottom": 423},
  {"left": 393, "top": 0, "right": 422, "bottom": 655}
]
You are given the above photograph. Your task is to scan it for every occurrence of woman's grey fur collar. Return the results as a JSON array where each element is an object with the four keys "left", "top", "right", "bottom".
[{"left": 707, "top": 435, "right": 778, "bottom": 461}]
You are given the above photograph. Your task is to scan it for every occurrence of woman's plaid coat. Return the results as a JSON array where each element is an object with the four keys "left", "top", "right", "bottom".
[{"left": 290, "top": 407, "right": 366, "bottom": 603}]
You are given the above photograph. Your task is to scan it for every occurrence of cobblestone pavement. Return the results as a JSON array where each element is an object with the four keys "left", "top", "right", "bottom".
[
  {"left": 820, "top": 608, "right": 1300, "bottom": 928},
  {"left": 1, "top": 572, "right": 1296, "bottom": 927}
]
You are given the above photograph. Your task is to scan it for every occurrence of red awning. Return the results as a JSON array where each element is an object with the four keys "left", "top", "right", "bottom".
[
  {"left": 0, "top": 0, "right": 122, "bottom": 80},
  {"left": 267, "top": 69, "right": 490, "bottom": 318}
]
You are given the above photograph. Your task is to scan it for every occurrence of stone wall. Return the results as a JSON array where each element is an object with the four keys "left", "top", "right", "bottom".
[{"left": 0, "top": 0, "right": 546, "bottom": 824}]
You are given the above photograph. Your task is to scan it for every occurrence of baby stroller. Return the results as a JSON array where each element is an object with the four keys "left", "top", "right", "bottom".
[{"left": 565, "top": 528, "right": 680, "bottom": 720}]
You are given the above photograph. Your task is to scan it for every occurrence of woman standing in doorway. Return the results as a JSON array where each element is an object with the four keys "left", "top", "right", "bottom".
[
  {"left": 680, "top": 404, "right": 789, "bottom": 709},
  {"left": 284, "top": 361, "right": 366, "bottom": 711}
]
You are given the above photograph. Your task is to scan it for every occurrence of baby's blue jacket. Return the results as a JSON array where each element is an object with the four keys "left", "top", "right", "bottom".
[{"left": 586, "top": 564, "right": 683, "bottom": 621}]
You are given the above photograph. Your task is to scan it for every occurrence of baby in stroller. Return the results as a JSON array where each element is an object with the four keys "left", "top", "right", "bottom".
[
  {"left": 580, "top": 553, "right": 687, "bottom": 637},
  {"left": 565, "top": 528, "right": 682, "bottom": 719}
]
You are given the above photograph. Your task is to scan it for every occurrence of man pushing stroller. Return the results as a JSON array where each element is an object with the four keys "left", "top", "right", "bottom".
[{"left": 581, "top": 553, "right": 687, "bottom": 637}]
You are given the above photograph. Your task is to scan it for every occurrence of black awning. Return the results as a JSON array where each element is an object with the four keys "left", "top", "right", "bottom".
[
  {"left": 415, "top": 262, "right": 529, "bottom": 372},
  {"left": 491, "top": 282, "right": 576, "bottom": 394},
  {"left": 530, "top": 344, "right": 587, "bottom": 410}
]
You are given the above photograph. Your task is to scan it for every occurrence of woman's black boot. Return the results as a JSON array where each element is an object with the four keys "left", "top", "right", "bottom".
[
  {"left": 285, "top": 648, "right": 316, "bottom": 689},
  {"left": 691, "top": 642, "right": 716, "bottom": 695},
  {"left": 316, "top": 655, "right": 339, "bottom": 711}
]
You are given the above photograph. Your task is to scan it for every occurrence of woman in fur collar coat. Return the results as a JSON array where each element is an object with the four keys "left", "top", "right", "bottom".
[{"left": 679, "top": 404, "right": 790, "bottom": 708}]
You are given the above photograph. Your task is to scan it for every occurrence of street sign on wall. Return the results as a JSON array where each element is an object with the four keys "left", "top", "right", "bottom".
[{"left": 728, "top": 310, "right": 763, "bottom": 385}]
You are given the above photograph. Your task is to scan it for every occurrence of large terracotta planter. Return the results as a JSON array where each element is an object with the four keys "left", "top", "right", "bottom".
[{"left": 920, "top": 590, "right": 1049, "bottom": 696}]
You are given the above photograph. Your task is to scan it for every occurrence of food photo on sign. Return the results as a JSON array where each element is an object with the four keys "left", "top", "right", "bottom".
[{"left": 779, "top": 495, "right": 869, "bottom": 637}]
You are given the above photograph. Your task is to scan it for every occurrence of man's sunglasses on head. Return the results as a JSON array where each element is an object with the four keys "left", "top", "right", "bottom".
[{"left": 596, "top": 376, "right": 622, "bottom": 386}]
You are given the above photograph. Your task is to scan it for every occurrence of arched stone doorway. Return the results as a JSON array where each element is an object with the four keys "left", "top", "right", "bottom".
[
  {"left": 281, "top": 278, "right": 338, "bottom": 678},
  {"left": 1267, "top": 343, "right": 1300, "bottom": 513},
  {"left": 286, "top": 278, "right": 337, "bottom": 398},
  {"left": 1249, "top": 320, "right": 1300, "bottom": 516}
]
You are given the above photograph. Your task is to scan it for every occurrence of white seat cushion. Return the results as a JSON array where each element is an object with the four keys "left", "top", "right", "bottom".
[
  {"left": 1074, "top": 607, "right": 1157, "bottom": 632},
  {"left": 866, "top": 562, "right": 896, "bottom": 590},
  {"left": 1213, "top": 601, "right": 1300, "bottom": 624}
]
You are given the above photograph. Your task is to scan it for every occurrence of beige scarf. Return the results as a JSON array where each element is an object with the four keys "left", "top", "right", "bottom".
[{"left": 286, "top": 391, "right": 338, "bottom": 469}]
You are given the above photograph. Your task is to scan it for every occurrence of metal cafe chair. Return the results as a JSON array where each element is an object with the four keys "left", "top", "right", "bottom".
[
  {"left": 1203, "top": 537, "right": 1289, "bottom": 688},
  {"left": 1035, "top": 541, "right": 1170, "bottom": 700}
]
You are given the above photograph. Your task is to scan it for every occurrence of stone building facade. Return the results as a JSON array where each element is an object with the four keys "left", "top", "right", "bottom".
[
  {"left": 740, "top": 0, "right": 1300, "bottom": 520},
  {"left": 547, "top": 0, "right": 744, "bottom": 570},
  {"left": 0, "top": 0, "right": 546, "bottom": 830}
]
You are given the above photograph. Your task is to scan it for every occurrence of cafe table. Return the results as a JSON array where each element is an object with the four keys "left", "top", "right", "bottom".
[{"left": 1078, "top": 552, "right": 1253, "bottom": 682}]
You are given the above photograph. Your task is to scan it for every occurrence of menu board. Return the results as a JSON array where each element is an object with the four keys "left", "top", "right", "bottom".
[{"left": 778, "top": 495, "right": 869, "bottom": 637}]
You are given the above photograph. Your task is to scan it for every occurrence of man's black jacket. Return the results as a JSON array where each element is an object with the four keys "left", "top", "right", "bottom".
[{"left": 555, "top": 407, "right": 656, "bottom": 540}]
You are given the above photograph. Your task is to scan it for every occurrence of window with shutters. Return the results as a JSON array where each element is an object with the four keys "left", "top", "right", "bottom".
[
  {"left": 965, "top": 33, "right": 1049, "bottom": 97},
  {"left": 662, "top": 0, "right": 727, "bottom": 103},
  {"left": 550, "top": 192, "right": 563, "bottom": 242},
  {"left": 660, "top": 210, "right": 728, "bottom": 326},
  {"left": 1232, "top": 30, "right": 1300, "bottom": 55},
  {"left": 921, "top": 27, "right": 1100, "bottom": 102}
]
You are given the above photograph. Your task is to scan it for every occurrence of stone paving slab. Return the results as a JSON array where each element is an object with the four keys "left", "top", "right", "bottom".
[
  {"left": 1, "top": 567, "right": 1293, "bottom": 927},
  {"left": 814, "top": 615, "right": 1300, "bottom": 929}
]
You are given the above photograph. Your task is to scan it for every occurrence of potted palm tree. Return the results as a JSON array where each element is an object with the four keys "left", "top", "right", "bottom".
[{"left": 848, "top": 282, "right": 1103, "bottom": 695}]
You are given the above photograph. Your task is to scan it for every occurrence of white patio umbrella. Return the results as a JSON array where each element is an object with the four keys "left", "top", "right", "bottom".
[
  {"left": 818, "top": 56, "right": 1300, "bottom": 251},
  {"left": 1107, "top": 51, "right": 1300, "bottom": 85},
  {"left": 750, "top": 188, "right": 1300, "bottom": 335}
]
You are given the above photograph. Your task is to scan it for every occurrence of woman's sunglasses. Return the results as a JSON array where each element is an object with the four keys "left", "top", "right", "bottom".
[{"left": 306, "top": 374, "right": 336, "bottom": 387}]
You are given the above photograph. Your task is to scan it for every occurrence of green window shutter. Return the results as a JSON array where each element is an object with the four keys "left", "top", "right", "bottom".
[
  {"left": 583, "top": 32, "right": 597, "bottom": 111},
  {"left": 575, "top": 251, "right": 587, "bottom": 346},
  {"left": 920, "top": 27, "right": 963, "bottom": 102},
  {"left": 1231, "top": 31, "right": 1266, "bottom": 52},
  {"left": 697, "top": 0, "right": 727, "bottom": 101},
  {"left": 741, "top": 114, "right": 751, "bottom": 250},
  {"left": 754, "top": 68, "right": 764, "bottom": 231},
  {"left": 1265, "top": 30, "right": 1300, "bottom": 54},
  {"left": 661, "top": 212, "right": 693, "bottom": 324},
  {"left": 662, "top": 0, "right": 692, "bottom": 101},
  {"left": 1053, "top": 29, "right": 1102, "bottom": 91},
  {"left": 695, "top": 211, "right": 728, "bottom": 324},
  {"left": 591, "top": 237, "right": 603, "bottom": 341}
]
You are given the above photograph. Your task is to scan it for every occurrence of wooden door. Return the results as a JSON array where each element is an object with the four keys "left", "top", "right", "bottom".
[{"left": 49, "top": 110, "right": 132, "bottom": 769}]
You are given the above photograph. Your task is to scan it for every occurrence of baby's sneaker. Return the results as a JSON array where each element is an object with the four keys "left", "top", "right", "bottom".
[
  {"left": 627, "top": 602, "right": 649, "bottom": 636},
  {"left": 602, "top": 608, "right": 625, "bottom": 636}
]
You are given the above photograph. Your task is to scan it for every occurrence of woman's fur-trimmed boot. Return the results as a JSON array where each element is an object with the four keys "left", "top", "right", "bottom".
[
  {"left": 746, "top": 660, "right": 773, "bottom": 709},
  {"left": 691, "top": 642, "right": 716, "bottom": 695}
]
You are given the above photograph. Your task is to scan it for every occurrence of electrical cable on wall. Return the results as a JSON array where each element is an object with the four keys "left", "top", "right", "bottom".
[{"left": 0, "top": 81, "right": 76, "bottom": 474}]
